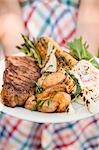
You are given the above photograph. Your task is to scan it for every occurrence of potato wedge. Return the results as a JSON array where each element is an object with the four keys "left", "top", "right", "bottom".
[
  {"left": 37, "top": 100, "right": 58, "bottom": 113},
  {"left": 37, "top": 91, "right": 71, "bottom": 113},
  {"left": 42, "top": 72, "right": 66, "bottom": 89},
  {"left": 36, "top": 84, "right": 66, "bottom": 101},
  {"left": 52, "top": 92, "right": 71, "bottom": 112},
  {"left": 24, "top": 95, "right": 36, "bottom": 110}
]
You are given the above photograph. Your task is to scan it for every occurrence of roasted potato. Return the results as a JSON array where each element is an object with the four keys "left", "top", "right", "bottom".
[
  {"left": 37, "top": 75, "right": 46, "bottom": 86},
  {"left": 37, "top": 99, "right": 58, "bottom": 113},
  {"left": 24, "top": 95, "right": 36, "bottom": 110},
  {"left": 37, "top": 91, "right": 71, "bottom": 113},
  {"left": 42, "top": 72, "right": 66, "bottom": 89},
  {"left": 52, "top": 92, "right": 71, "bottom": 112},
  {"left": 36, "top": 84, "right": 66, "bottom": 101}
]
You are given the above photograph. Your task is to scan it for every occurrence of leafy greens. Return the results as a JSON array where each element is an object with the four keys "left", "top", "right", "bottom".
[{"left": 67, "top": 37, "right": 99, "bottom": 69}]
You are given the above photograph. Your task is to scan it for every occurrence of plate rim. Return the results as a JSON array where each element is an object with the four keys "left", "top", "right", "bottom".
[{"left": 0, "top": 101, "right": 98, "bottom": 123}]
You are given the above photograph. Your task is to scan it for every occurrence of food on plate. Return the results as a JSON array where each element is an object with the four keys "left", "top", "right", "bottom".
[
  {"left": 24, "top": 95, "right": 36, "bottom": 110},
  {"left": 36, "top": 36, "right": 78, "bottom": 69},
  {"left": 1, "top": 56, "right": 40, "bottom": 107},
  {"left": 37, "top": 92, "right": 71, "bottom": 113},
  {"left": 67, "top": 37, "right": 99, "bottom": 113},
  {"left": 18, "top": 35, "right": 78, "bottom": 70},
  {"left": 71, "top": 60, "right": 99, "bottom": 113},
  {"left": 67, "top": 37, "right": 99, "bottom": 69},
  {"left": 41, "top": 42, "right": 57, "bottom": 73},
  {"left": 37, "top": 70, "right": 77, "bottom": 94},
  {"left": 63, "top": 73, "right": 76, "bottom": 94},
  {"left": 0, "top": 35, "right": 99, "bottom": 114},
  {"left": 56, "top": 50, "right": 78, "bottom": 70},
  {"left": 36, "top": 84, "right": 66, "bottom": 100},
  {"left": 52, "top": 92, "right": 71, "bottom": 112},
  {"left": 42, "top": 72, "right": 66, "bottom": 89},
  {"left": 17, "top": 35, "right": 42, "bottom": 66}
]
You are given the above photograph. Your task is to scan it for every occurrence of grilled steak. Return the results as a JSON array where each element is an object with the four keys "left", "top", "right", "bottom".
[{"left": 1, "top": 56, "right": 40, "bottom": 107}]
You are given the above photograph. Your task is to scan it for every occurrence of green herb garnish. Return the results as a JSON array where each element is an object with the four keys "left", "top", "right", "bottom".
[
  {"left": 39, "top": 100, "right": 45, "bottom": 108},
  {"left": 42, "top": 72, "right": 50, "bottom": 76},
  {"left": 67, "top": 37, "right": 92, "bottom": 60},
  {"left": 65, "top": 69, "right": 81, "bottom": 99},
  {"left": 47, "top": 98, "right": 51, "bottom": 106},
  {"left": 32, "top": 100, "right": 42, "bottom": 111},
  {"left": 70, "top": 74, "right": 81, "bottom": 99},
  {"left": 35, "top": 83, "right": 43, "bottom": 94},
  {"left": 49, "top": 90, "right": 62, "bottom": 93},
  {"left": 67, "top": 37, "right": 99, "bottom": 69},
  {"left": 89, "top": 57, "right": 99, "bottom": 69},
  {"left": 97, "top": 49, "right": 99, "bottom": 58},
  {"left": 32, "top": 97, "right": 51, "bottom": 110}
]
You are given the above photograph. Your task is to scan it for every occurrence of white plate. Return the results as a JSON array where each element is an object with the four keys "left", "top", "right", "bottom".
[{"left": 0, "top": 57, "right": 99, "bottom": 123}]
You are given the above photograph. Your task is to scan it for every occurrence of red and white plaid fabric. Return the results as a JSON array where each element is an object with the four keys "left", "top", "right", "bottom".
[{"left": 0, "top": 1, "right": 99, "bottom": 150}]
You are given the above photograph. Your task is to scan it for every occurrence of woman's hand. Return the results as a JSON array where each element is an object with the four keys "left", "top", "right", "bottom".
[
  {"left": 0, "top": 0, "right": 25, "bottom": 56},
  {"left": 0, "top": 14, "right": 25, "bottom": 55},
  {"left": 76, "top": 0, "right": 99, "bottom": 55}
]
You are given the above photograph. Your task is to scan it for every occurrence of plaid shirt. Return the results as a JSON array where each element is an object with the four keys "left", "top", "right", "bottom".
[{"left": 0, "top": 1, "right": 99, "bottom": 150}]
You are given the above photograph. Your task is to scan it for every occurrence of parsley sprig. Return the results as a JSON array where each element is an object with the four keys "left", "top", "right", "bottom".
[
  {"left": 32, "top": 97, "right": 51, "bottom": 111},
  {"left": 64, "top": 69, "right": 81, "bottom": 99},
  {"left": 35, "top": 83, "right": 43, "bottom": 94}
]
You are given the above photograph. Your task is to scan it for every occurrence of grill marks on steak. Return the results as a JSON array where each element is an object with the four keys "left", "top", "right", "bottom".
[
  {"left": 1, "top": 56, "right": 40, "bottom": 107},
  {"left": 6, "top": 56, "right": 38, "bottom": 69}
]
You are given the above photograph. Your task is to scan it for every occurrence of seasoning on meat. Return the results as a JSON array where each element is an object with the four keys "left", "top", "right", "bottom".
[{"left": 1, "top": 56, "right": 40, "bottom": 107}]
